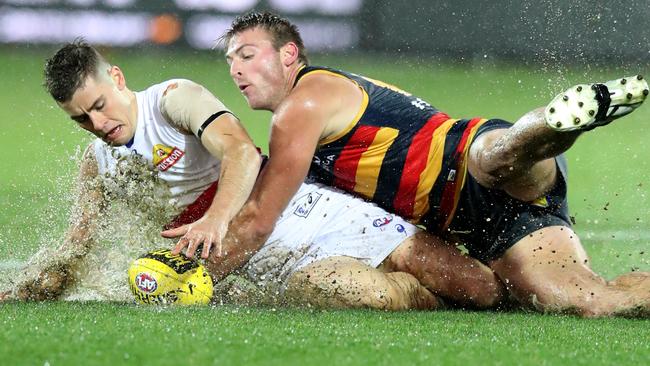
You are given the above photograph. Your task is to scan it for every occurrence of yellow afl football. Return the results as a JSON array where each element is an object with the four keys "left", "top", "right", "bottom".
[{"left": 128, "top": 248, "right": 213, "bottom": 305}]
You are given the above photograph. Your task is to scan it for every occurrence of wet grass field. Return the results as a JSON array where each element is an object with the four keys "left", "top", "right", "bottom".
[
  {"left": 2, "top": 302, "right": 649, "bottom": 366},
  {"left": 0, "top": 48, "right": 649, "bottom": 365}
]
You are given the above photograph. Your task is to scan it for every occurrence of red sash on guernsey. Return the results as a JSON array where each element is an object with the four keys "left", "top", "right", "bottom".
[
  {"left": 163, "top": 181, "right": 219, "bottom": 230},
  {"left": 163, "top": 151, "right": 268, "bottom": 230}
]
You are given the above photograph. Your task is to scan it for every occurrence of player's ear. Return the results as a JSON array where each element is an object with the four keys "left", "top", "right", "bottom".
[
  {"left": 280, "top": 42, "right": 299, "bottom": 66},
  {"left": 109, "top": 65, "right": 127, "bottom": 90}
]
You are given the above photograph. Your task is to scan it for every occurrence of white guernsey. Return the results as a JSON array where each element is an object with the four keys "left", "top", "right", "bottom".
[{"left": 94, "top": 79, "right": 222, "bottom": 209}]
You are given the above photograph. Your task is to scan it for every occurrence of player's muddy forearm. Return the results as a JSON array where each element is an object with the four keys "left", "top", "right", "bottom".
[
  {"left": 14, "top": 263, "right": 71, "bottom": 301},
  {"left": 11, "top": 224, "right": 98, "bottom": 301}
]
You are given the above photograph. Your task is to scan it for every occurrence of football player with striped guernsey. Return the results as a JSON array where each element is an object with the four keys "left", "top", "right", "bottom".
[
  {"left": 0, "top": 40, "right": 506, "bottom": 310},
  {"left": 211, "top": 12, "right": 650, "bottom": 317}
]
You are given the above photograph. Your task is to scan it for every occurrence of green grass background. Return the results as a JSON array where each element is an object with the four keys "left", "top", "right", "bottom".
[{"left": 0, "top": 47, "right": 649, "bottom": 365}]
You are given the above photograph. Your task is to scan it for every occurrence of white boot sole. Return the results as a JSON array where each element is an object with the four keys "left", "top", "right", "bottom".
[{"left": 545, "top": 75, "right": 649, "bottom": 132}]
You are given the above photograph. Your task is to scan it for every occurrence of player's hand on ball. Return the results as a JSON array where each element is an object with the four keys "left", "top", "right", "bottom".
[{"left": 163, "top": 215, "right": 228, "bottom": 259}]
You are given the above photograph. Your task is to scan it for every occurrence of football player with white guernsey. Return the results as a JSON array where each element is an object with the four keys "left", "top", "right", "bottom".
[{"left": 0, "top": 40, "right": 506, "bottom": 310}]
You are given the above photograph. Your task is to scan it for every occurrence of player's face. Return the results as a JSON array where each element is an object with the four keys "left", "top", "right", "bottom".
[
  {"left": 226, "top": 27, "right": 287, "bottom": 111},
  {"left": 59, "top": 67, "right": 136, "bottom": 146}
]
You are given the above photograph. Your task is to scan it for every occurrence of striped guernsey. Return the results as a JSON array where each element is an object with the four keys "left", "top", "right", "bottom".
[{"left": 299, "top": 66, "right": 487, "bottom": 231}]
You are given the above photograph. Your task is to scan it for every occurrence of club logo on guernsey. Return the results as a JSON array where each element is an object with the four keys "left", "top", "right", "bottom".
[
  {"left": 153, "top": 144, "right": 184, "bottom": 171},
  {"left": 135, "top": 272, "right": 158, "bottom": 293}
]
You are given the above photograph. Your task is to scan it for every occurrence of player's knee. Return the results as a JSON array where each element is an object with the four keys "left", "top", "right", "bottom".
[
  {"left": 471, "top": 283, "right": 505, "bottom": 309},
  {"left": 468, "top": 142, "right": 516, "bottom": 189},
  {"left": 456, "top": 274, "right": 506, "bottom": 309}
]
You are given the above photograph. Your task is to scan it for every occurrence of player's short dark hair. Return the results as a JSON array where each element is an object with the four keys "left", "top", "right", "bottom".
[
  {"left": 44, "top": 38, "right": 109, "bottom": 103},
  {"left": 221, "top": 11, "right": 309, "bottom": 65}
]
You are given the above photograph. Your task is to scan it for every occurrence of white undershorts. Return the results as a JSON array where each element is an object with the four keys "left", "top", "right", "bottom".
[{"left": 243, "top": 182, "right": 419, "bottom": 293}]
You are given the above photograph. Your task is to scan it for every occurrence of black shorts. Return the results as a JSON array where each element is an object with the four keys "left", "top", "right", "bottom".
[{"left": 445, "top": 119, "right": 572, "bottom": 263}]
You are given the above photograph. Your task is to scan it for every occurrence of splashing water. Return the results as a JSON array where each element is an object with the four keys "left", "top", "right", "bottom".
[
  {"left": 6, "top": 151, "right": 178, "bottom": 301},
  {"left": 2, "top": 150, "right": 276, "bottom": 304}
]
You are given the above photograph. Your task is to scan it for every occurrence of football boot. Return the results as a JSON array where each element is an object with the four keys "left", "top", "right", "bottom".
[{"left": 545, "top": 75, "right": 648, "bottom": 131}]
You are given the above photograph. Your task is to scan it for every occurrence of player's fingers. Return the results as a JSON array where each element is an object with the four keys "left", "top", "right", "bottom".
[
  {"left": 214, "top": 240, "right": 224, "bottom": 258},
  {"left": 200, "top": 236, "right": 214, "bottom": 259},
  {"left": 162, "top": 224, "right": 189, "bottom": 238},
  {"left": 185, "top": 237, "right": 201, "bottom": 258},
  {"left": 171, "top": 236, "right": 190, "bottom": 255}
]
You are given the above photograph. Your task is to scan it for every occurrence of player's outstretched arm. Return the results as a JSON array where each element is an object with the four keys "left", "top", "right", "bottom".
[
  {"left": 206, "top": 84, "right": 331, "bottom": 279},
  {"left": 4, "top": 146, "right": 105, "bottom": 301},
  {"left": 159, "top": 80, "right": 261, "bottom": 259}
]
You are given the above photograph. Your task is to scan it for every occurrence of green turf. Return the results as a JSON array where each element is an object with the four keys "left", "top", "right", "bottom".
[
  {"left": 1, "top": 302, "right": 648, "bottom": 366},
  {"left": 0, "top": 48, "right": 649, "bottom": 365}
]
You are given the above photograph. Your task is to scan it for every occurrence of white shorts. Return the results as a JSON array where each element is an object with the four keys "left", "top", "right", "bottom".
[{"left": 243, "top": 182, "right": 419, "bottom": 293}]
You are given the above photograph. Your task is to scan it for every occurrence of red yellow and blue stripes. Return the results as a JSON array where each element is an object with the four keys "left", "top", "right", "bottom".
[{"left": 299, "top": 66, "right": 489, "bottom": 230}]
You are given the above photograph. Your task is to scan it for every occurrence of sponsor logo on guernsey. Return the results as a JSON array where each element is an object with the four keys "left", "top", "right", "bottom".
[
  {"left": 153, "top": 144, "right": 184, "bottom": 171},
  {"left": 395, "top": 223, "right": 406, "bottom": 234},
  {"left": 372, "top": 215, "right": 394, "bottom": 228},
  {"left": 135, "top": 272, "right": 158, "bottom": 293},
  {"left": 293, "top": 192, "right": 322, "bottom": 218},
  {"left": 313, "top": 154, "right": 336, "bottom": 167},
  {"left": 447, "top": 169, "right": 457, "bottom": 181}
]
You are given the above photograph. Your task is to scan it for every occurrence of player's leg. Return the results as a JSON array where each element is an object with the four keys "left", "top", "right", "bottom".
[
  {"left": 241, "top": 182, "right": 442, "bottom": 310},
  {"left": 489, "top": 226, "right": 650, "bottom": 317},
  {"left": 609, "top": 272, "right": 650, "bottom": 291},
  {"left": 247, "top": 182, "right": 506, "bottom": 311},
  {"left": 468, "top": 75, "right": 648, "bottom": 202},
  {"left": 468, "top": 115, "right": 577, "bottom": 202},
  {"left": 380, "top": 232, "right": 507, "bottom": 309},
  {"left": 283, "top": 256, "right": 439, "bottom": 310}
]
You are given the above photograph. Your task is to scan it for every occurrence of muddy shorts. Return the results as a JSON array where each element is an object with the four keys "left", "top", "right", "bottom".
[
  {"left": 446, "top": 120, "right": 572, "bottom": 262},
  {"left": 244, "top": 182, "right": 418, "bottom": 292}
]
